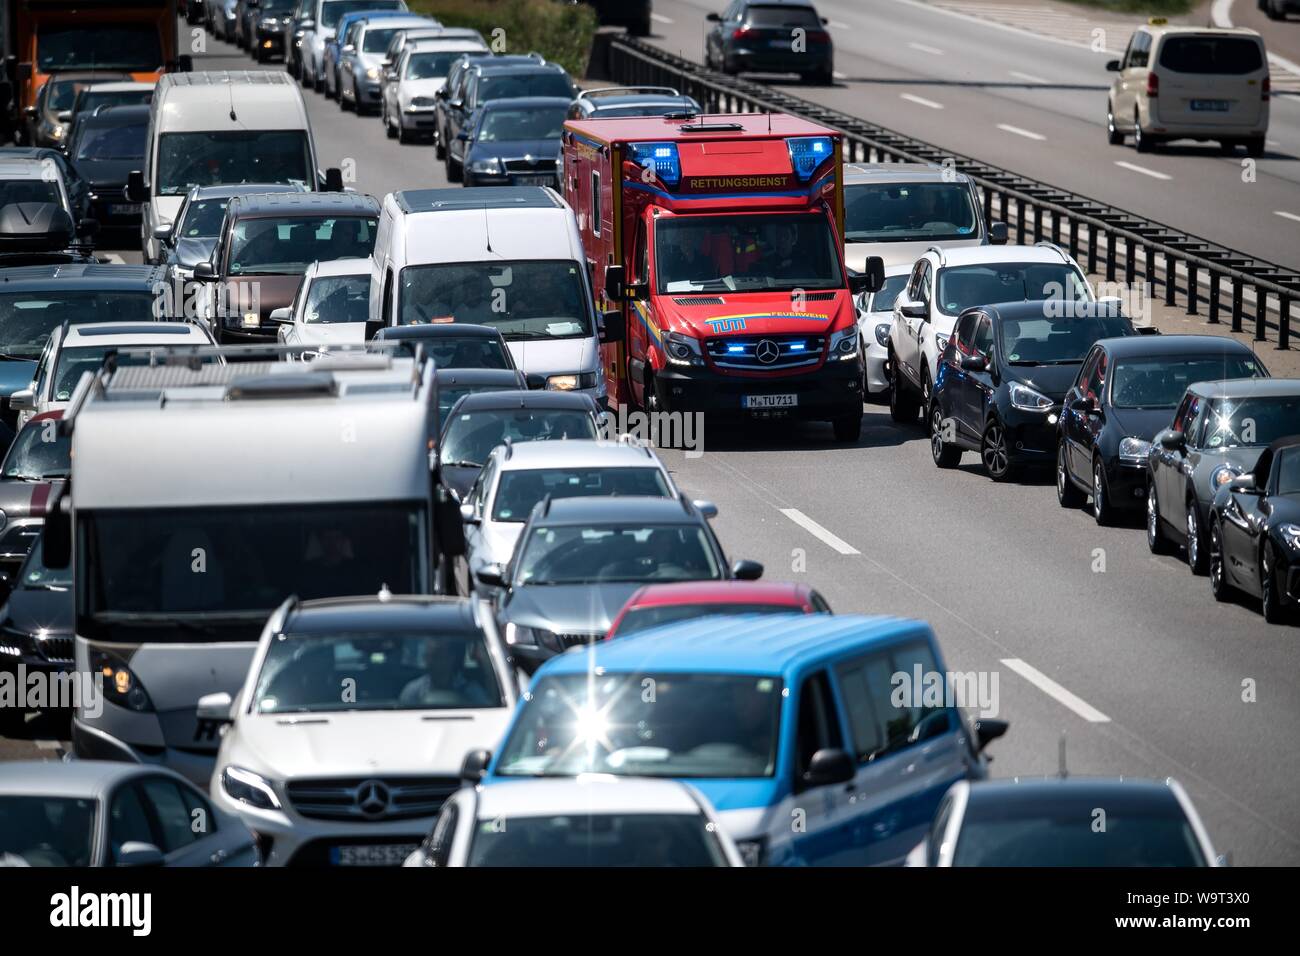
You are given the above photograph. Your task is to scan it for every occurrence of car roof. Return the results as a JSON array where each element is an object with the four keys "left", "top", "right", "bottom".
[
  {"left": 288, "top": 594, "right": 480, "bottom": 634},
  {"left": 1096, "top": 333, "right": 1260, "bottom": 359},
  {"left": 476, "top": 60, "right": 566, "bottom": 77},
  {"left": 530, "top": 494, "right": 699, "bottom": 527},
  {"left": 79, "top": 81, "right": 155, "bottom": 94},
  {"left": 76, "top": 103, "right": 151, "bottom": 126},
  {"left": 393, "top": 186, "right": 563, "bottom": 215},
  {"left": 476, "top": 777, "right": 705, "bottom": 818},
  {"left": 187, "top": 182, "right": 306, "bottom": 201},
  {"left": 981, "top": 300, "right": 1127, "bottom": 322},
  {"left": 478, "top": 96, "right": 573, "bottom": 111},
  {"left": 496, "top": 439, "right": 661, "bottom": 471},
  {"left": 0, "top": 759, "right": 152, "bottom": 797},
  {"left": 64, "top": 323, "right": 210, "bottom": 344},
  {"left": 962, "top": 777, "right": 1186, "bottom": 813},
  {"left": 449, "top": 389, "right": 594, "bottom": 412},
  {"left": 624, "top": 580, "right": 813, "bottom": 607},
  {"left": 0, "top": 263, "right": 164, "bottom": 289},
  {"left": 408, "top": 37, "right": 488, "bottom": 51},
  {"left": 844, "top": 161, "right": 971, "bottom": 185},
  {"left": 434, "top": 368, "right": 524, "bottom": 386},
  {"left": 1144, "top": 24, "right": 1262, "bottom": 41},
  {"left": 540, "top": 613, "right": 933, "bottom": 677},
  {"left": 1190, "top": 378, "right": 1300, "bottom": 400},
  {"left": 227, "top": 192, "right": 379, "bottom": 217},
  {"left": 308, "top": 256, "right": 372, "bottom": 278},
  {"left": 0, "top": 159, "right": 53, "bottom": 180},
  {"left": 937, "top": 244, "right": 1071, "bottom": 267}
]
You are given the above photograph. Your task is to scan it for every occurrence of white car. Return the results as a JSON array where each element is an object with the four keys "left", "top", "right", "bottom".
[
  {"left": 886, "top": 243, "right": 1094, "bottom": 424},
  {"left": 275, "top": 257, "right": 372, "bottom": 353},
  {"left": 854, "top": 264, "right": 910, "bottom": 402},
  {"left": 381, "top": 37, "right": 488, "bottom": 143},
  {"left": 203, "top": 594, "right": 520, "bottom": 867},
  {"left": 301, "top": 0, "right": 408, "bottom": 93},
  {"left": 403, "top": 776, "right": 745, "bottom": 867},
  {"left": 337, "top": 16, "right": 436, "bottom": 113},
  {"left": 458, "top": 439, "right": 678, "bottom": 594},
  {"left": 11, "top": 320, "right": 217, "bottom": 428}
]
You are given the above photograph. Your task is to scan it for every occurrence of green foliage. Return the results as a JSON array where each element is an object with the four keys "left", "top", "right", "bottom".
[{"left": 408, "top": 0, "right": 599, "bottom": 77}]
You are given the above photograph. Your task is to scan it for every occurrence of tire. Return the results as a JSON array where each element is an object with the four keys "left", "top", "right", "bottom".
[
  {"left": 920, "top": 365, "right": 933, "bottom": 410},
  {"left": 1106, "top": 103, "right": 1123, "bottom": 145},
  {"left": 1266, "top": 0, "right": 1283, "bottom": 19},
  {"left": 1260, "top": 542, "right": 1292, "bottom": 624},
  {"left": 314, "top": 73, "right": 324, "bottom": 94},
  {"left": 1246, "top": 137, "right": 1265, "bottom": 158},
  {"left": 435, "top": 130, "right": 447, "bottom": 160},
  {"left": 981, "top": 420, "right": 1015, "bottom": 482},
  {"left": 1134, "top": 113, "right": 1152, "bottom": 153},
  {"left": 1091, "top": 457, "right": 1115, "bottom": 526},
  {"left": 629, "top": 14, "right": 652, "bottom": 36},
  {"left": 1056, "top": 443, "right": 1085, "bottom": 507},
  {"left": 446, "top": 149, "right": 463, "bottom": 183},
  {"left": 1147, "top": 484, "right": 1171, "bottom": 554},
  {"left": 1209, "top": 518, "right": 1234, "bottom": 603},
  {"left": 1186, "top": 501, "right": 1208, "bottom": 575},
  {"left": 888, "top": 354, "right": 919, "bottom": 424},
  {"left": 832, "top": 412, "right": 862, "bottom": 443},
  {"left": 931, "top": 403, "right": 962, "bottom": 468}
]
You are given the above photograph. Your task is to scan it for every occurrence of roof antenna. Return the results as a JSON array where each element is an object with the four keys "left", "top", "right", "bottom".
[
  {"left": 1058, "top": 732, "right": 1069, "bottom": 779},
  {"left": 227, "top": 77, "right": 238, "bottom": 123},
  {"left": 767, "top": 112, "right": 771, "bottom": 134},
  {"left": 482, "top": 204, "right": 493, "bottom": 254}
]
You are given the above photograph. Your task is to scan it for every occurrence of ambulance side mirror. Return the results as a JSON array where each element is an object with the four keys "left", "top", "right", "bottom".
[
  {"left": 850, "top": 256, "right": 885, "bottom": 294},
  {"left": 604, "top": 264, "right": 626, "bottom": 300}
]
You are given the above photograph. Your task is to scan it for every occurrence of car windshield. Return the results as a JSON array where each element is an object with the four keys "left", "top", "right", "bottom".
[
  {"left": 0, "top": 796, "right": 96, "bottom": 866},
  {"left": 0, "top": 179, "right": 62, "bottom": 207},
  {"left": 82, "top": 503, "right": 425, "bottom": 627},
  {"left": 1110, "top": 355, "right": 1265, "bottom": 409},
  {"left": 43, "top": 80, "right": 85, "bottom": 112},
  {"left": 1276, "top": 447, "right": 1300, "bottom": 496},
  {"left": 362, "top": 27, "right": 402, "bottom": 53},
  {"left": 997, "top": 314, "right": 1134, "bottom": 366},
  {"left": 405, "top": 51, "right": 471, "bottom": 79},
  {"left": 467, "top": 811, "right": 727, "bottom": 866},
  {"left": 492, "top": 467, "right": 672, "bottom": 522},
  {"left": 515, "top": 523, "right": 721, "bottom": 585},
  {"left": 845, "top": 182, "right": 979, "bottom": 243},
  {"left": 228, "top": 216, "right": 377, "bottom": 274},
  {"left": 866, "top": 274, "right": 908, "bottom": 313},
  {"left": 76, "top": 90, "right": 152, "bottom": 114},
  {"left": 179, "top": 198, "right": 232, "bottom": 238},
  {"left": 156, "top": 131, "right": 313, "bottom": 196},
  {"left": 476, "top": 71, "right": 573, "bottom": 102},
  {"left": 953, "top": 799, "right": 1206, "bottom": 866},
  {"left": 616, "top": 603, "right": 804, "bottom": 637},
  {"left": 322, "top": 1, "right": 400, "bottom": 28},
  {"left": 303, "top": 274, "right": 369, "bottom": 323},
  {"left": 1201, "top": 395, "right": 1300, "bottom": 449},
  {"left": 496, "top": 672, "right": 783, "bottom": 778},
  {"left": 74, "top": 121, "right": 147, "bottom": 162},
  {"left": 419, "top": 335, "right": 513, "bottom": 370},
  {"left": 936, "top": 263, "right": 1090, "bottom": 316},
  {"left": 0, "top": 293, "right": 158, "bottom": 360},
  {"left": 252, "top": 629, "right": 504, "bottom": 713},
  {"left": 22, "top": 536, "right": 72, "bottom": 589},
  {"left": 38, "top": 25, "right": 162, "bottom": 72},
  {"left": 441, "top": 409, "right": 596, "bottom": 468},
  {"left": 438, "top": 383, "right": 517, "bottom": 421},
  {"left": 1159, "top": 36, "right": 1263, "bottom": 74},
  {"left": 477, "top": 107, "right": 566, "bottom": 142},
  {"left": 52, "top": 345, "right": 219, "bottom": 402},
  {"left": 399, "top": 260, "right": 592, "bottom": 339},
  {"left": 1, "top": 419, "right": 70, "bottom": 480},
  {"left": 655, "top": 212, "right": 844, "bottom": 294}
]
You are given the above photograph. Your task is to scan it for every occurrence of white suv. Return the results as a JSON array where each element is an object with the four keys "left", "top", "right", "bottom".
[{"left": 886, "top": 243, "right": 1094, "bottom": 423}]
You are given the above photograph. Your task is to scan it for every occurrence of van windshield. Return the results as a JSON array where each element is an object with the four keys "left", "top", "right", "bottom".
[
  {"left": 398, "top": 260, "right": 592, "bottom": 339},
  {"left": 655, "top": 212, "right": 844, "bottom": 294},
  {"left": 495, "top": 672, "right": 783, "bottom": 779},
  {"left": 845, "top": 182, "right": 979, "bottom": 243},
  {"left": 80, "top": 503, "right": 426, "bottom": 641},
  {"left": 37, "top": 26, "right": 162, "bottom": 72},
  {"left": 156, "top": 131, "right": 313, "bottom": 197}
]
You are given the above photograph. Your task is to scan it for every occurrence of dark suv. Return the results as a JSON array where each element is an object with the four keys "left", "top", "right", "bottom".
[{"left": 705, "top": 1, "right": 834, "bottom": 84}]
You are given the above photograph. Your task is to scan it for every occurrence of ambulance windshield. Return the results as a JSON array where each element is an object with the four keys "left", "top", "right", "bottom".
[{"left": 654, "top": 213, "right": 843, "bottom": 294}]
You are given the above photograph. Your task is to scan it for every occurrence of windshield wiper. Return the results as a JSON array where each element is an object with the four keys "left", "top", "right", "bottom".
[
  {"left": 0, "top": 352, "right": 36, "bottom": 361},
  {"left": 6, "top": 474, "right": 67, "bottom": 482},
  {"left": 440, "top": 459, "right": 482, "bottom": 469}
]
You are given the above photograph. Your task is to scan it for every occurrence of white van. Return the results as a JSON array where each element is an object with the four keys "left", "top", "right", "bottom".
[
  {"left": 370, "top": 186, "right": 610, "bottom": 406},
  {"left": 130, "top": 71, "right": 342, "bottom": 263}
]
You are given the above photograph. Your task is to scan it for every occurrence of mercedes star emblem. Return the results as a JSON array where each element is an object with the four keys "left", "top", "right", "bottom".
[
  {"left": 755, "top": 339, "right": 780, "bottom": 364},
  {"left": 356, "top": 780, "right": 391, "bottom": 817}
]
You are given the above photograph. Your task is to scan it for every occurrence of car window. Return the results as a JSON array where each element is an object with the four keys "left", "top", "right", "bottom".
[
  {"left": 108, "top": 783, "right": 155, "bottom": 862},
  {"left": 795, "top": 670, "right": 843, "bottom": 787},
  {"left": 1159, "top": 36, "right": 1263, "bottom": 75},
  {"left": 972, "top": 316, "right": 993, "bottom": 356},
  {"left": 139, "top": 777, "right": 202, "bottom": 854},
  {"left": 836, "top": 641, "right": 948, "bottom": 763}
]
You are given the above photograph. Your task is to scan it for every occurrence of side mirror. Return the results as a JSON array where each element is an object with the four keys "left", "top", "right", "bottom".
[
  {"left": 268, "top": 307, "right": 292, "bottom": 324},
  {"left": 624, "top": 282, "right": 649, "bottom": 302},
  {"left": 449, "top": 98, "right": 463, "bottom": 110},
  {"left": 195, "top": 691, "right": 235, "bottom": 723},
  {"left": 731, "top": 559, "right": 763, "bottom": 580},
  {"left": 1227, "top": 474, "right": 1258, "bottom": 493},
  {"left": 152, "top": 223, "right": 173, "bottom": 243},
  {"left": 849, "top": 255, "right": 885, "bottom": 294},
  {"left": 988, "top": 222, "right": 1008, "bottom": 245},
  {"left": 959, "top": 353, "right": 987, "bottom": 372},
  {"left": 706, "top": 12, "right": 722, "bottom": 22},
  {"left": 116, "top": 842, "right": 165, "bottom": 868},
  {"left": 383, "top": 69, "right": 397, "bottom": 81},
  {"left": 1068, "top": 395, "right": 1095, "bottom": 413},
  {"left": 43, "top": 489, "right": 71, "bottom": 570},
  {"left": 1159, "top": 430, "right": 1186, "bottom": 452},
  {"left": 456, "top": 129, "right": 469, "bottom": 141},
  {"left": 693, "top": 499, "right": 718, "bottom": 519},
  {"left": 974, "top": 717, "right": 1008, "bottom": 752},
  {"left": 459, "top": 503, "right": 479, "bottom": 525},
  {"left": 599, "top": 308, "right": 624, "bottom": 344},
  {"left": 193, "top": 261, "right": 216, "bottom": 280},
  {"left": 8, "top": 388, "right": 35, "bottom": 412},
  {"left": 125, "top": 170, "right": 149, "bottom": 203},
  {"left": 802, "top": 747, "right": 855, "bottom": 788},
  {"left": 475, "top": 565, "right": 505, "bottom": 588},
  {"left": 341, "top": 44, "right": 355, "bottom": 54},
  {"left": 23, "top": 105, "right": 36, "bottom": 118},
  {"left": 604, "top": 263, "right": 626, "bottom": 300},
  {"left": 459, "top": 749, "right": 491, "bottom": 783},
  {"left": 1105, "top": 59, "right": 1122, "bottom": 72},
  {"left": 524, "top": 372, "right": 547, "bottom": 390},
  {"left": 322, "top": 167, "right": 344, "bottom": 192},
  {"left": 898, "top": 298, "right": 926, "bottom": 320}
]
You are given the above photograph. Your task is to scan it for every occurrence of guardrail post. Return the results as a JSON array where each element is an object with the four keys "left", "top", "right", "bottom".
[
  {"left": 1164, "top": 253, "right": 1176, "bottom": 307},
  {"left": 983, "top": 188, "right": 993, "bottom": 228},
  {"left": 1279, "top": 295, "right": 1291, "bottom": 350},
  {"left": 1124, "top": 238, "right": 1135, "bottom": 286},
  {"left": 1145, "top": 243, "right": 1155, "bottom": 292},
  {"left": 1014, "top": 197, "right": 1024, "bottom": 242},
  {"left": 1208, "top": 273, "right": 1220, "bottom": 324},
  {"left": 1068, "top": 218, "right": 1079, "bottom": 262},
  {"left": 1087, "top": 224, "right": 1097, "bottom": 275},
  {"left": 1255, "top": 286, "right": 1267, "bottom": 342},
  {"left": 1105, "top": 229, "right": 1116, "bottom": 282},
  {"left": 1032, "top": 205, "right": 1042, "bottom": 244},
  {"left": 1231, "top": 279, "right": 1243, "bottom": 333},
  {"left": 1186, "top": 263, "right": 1198, "bottom": 315}
]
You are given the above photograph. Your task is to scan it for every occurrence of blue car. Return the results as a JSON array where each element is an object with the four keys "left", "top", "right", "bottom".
[
  {"left": 323, "top": 7, "right": 417, "bottom": 100},
  {"left": 460, "top": 96, "right": 569, "bottom": 188},
  {"left": 471, "top": 613, "right": 1008, "bottom": 866}
]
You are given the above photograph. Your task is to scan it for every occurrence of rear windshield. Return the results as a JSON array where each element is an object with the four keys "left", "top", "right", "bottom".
[
  {"left": 745, "top": 5, "right": 822, "bottom": 28},
  {"left": 1159, "top": 36, "right": 1263, "bottom": 74},
  {"left": 476, "top": 71, "right": 573, "bottom": 103}
]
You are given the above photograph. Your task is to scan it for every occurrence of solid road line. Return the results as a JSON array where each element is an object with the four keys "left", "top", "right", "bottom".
[
  {"left": 779, "top": 508, "right": 861, "bottom": 555},
  {"left": 1000, "top": 658, "right": 1112, "bottom": 723}
]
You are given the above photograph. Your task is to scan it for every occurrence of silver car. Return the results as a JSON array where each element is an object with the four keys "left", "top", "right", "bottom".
[{"left": 855, "top": 264, "right": 910, "bottom": 402}]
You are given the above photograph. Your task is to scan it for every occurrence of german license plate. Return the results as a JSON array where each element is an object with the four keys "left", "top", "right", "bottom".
[
  {"left": 109, "top": 203, "right": 141, "bottom": 216},
  {"left": 514, "top": 175, "right": 554, "bottom": 186},
  {"left": 743, "top": 393, "right": 797, "bottom": 409},
  {"left": 330, "top": 844, "right": 417, "bottom": 866},
  {"left": 1190, "top": 100, "right": 1230, "bottom": 112}
]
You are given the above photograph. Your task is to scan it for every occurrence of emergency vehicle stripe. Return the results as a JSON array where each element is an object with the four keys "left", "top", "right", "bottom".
[
  {"left": 632, "top": 300, "right": 662, "bottom": 344},
  {"left": 622, "top": 172, "right": 835, "bottom": 203}
]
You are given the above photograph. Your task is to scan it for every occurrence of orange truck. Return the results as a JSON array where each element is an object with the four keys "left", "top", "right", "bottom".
[
  {"left": 5, "top": 0, "right": 184, "bottom": 142},
  {"left": 562, "top": 112, "right": 883, "bottom": 442}
]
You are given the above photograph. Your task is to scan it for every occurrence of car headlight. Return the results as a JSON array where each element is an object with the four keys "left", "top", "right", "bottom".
[
  {"left": 365, "top": 66, "right": 380, "bottom": 81},
  {"left": 1279, "top": 523, "right": 1300, "bottom": 552},
  {"left": 664, "top": 331, "right": 704, "bottom": 367},
  {"left": 221, "top": 766, "right": 282, "bottom": 811},
  {"left": 503, "top": 622, "right": 537, "bottom": 645},
  {"left": 90, "top": 648, "right": 154, "bottom": 713},
  {"left": 934, "top": 333, "right": 950, "bottom": 354},
  {"left": 735, "top": 837, "right": 766, "bottom": 867},
  {"left": 469, "top": 157, "right": 502, "bottom": 175},
  {"left": 873, "top": 322, "right": 890, "bottom": 347},
  {"left": 407, "top": 96, "right": 437, "bottom": 110},
  {"left": 1210, "top": 464, "right": 1241, "bottom": 490},
  {"left": 259, "top": 16, "right": 278, "bottom": 28},
  {"left": 1118, "top": 436, "right": 1152, "bottom": 464},
  {"left": 1009, "top": 382, "right": 1054, "bottom": 412},
  {"left": 546, "top": 372, "right": 597, "bottom": 391},
  {"left": 50, "top": 125, "right": 65, "bottom": 140},
  {"left": 828, "top": 326, "right": 858, "bottom": 360}
]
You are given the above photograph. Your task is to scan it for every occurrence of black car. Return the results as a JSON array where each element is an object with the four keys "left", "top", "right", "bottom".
[
  {"left": 0, "top": 535, "right": 73, "bottom": 739},
  {"left": 929, "top": 300, "right": 1136, "bottom": 481},
  {"left": 481, "top": 494, "right": 761, "bottom": 671},
  {"left": 239, "top": 0, "right": 297, "bottom": 61},
  {"left": 434, "top": 52, "right": 499, "bottom": 162},
  {"left": 437, "top": 389, "right": 601, "bottom": 499},
  {"left": 705, "top": 1, "right": 833, "bottom": 84},
  {"left": 567, "top": 86, "right": 701, "bottom": 120},
  {"left": 0, "top": 147, "right": 92, "bottom": 223},
  {"left": 1148, "top": 380, "right": 1300, "bottom": 574},
  {"left": 431, "top": 367, "right": 528, "bottom": 433},
  {"left": 66, "top": 104, "right": 150, "bottom": 228},
  {"left": 376, "top": 322, "right": 519, "bottom": 371},
  {"left": 581, "top": 0, "right": 653, "bottom": 37},
  {"left": 1208, "top": 436, "right": 1300, "bottom": 624},
  {"left": 1056, "top": 335, "right": 1268, "bottom": 525},
  {"left": 458, "top": 96, "right": 569, "bottom": 189},
  {"left": 63, "top": 83, "right": 154, "bottom": 149},
  {"left": 286, "top": 0, "right": 315, "bottom": 77}
]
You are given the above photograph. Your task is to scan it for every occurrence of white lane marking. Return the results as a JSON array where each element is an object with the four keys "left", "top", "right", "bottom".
[
  {"left": 1210, "top": 0, "right": 1234, "bottom": 28},
  {"left": 1001, "top": 658, "right": 1111, "bottom": 723},
  {"left": 908, "top": 41, "right": 945, "bottom": 55},
  {"left": 1275, "top": 211, "right": 1300, "bottom": 224},
  {"left": 900, "top": 92, "right": 944, "bottom": 109},
  {"left": 650, "top": 12, "right": 673, "bottom": 24},
  {"left": 779, "top": 508, "right": 860, "bottom": 555},
  {"left": 99, "top": 253, "right": 125, "bottom": 264},
  {"left": 1114, "top": 160, "right": 1171, "bottom": 181},
  {"left": 35, "top": 740, "right": 63, "bottom": 751},
  {"left": 887, "top": 0, "right": 1121, "bottom": 55},
  {"left": 997, "top": 123, "right": 1046, "bottom": 141},
  {"left": 828, "top": 19, "right": 851, "bottom": 29},
  {"left": 1009, "top": 70, "right": 1049, "bottom": 84}
]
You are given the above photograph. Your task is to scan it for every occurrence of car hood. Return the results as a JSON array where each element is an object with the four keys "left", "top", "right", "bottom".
[
  {"left": 502, "top": 582, "right": 646, "bottom": 635},
  {"left": 469, "top": 138, "right": 560, "bottom": 163},
  {"left": 231, "top": 708, "right": 512, "bottom": 778},
  {"left": 398, "top": 78, "right": 447, "bottom": 101},
  {"left": 173, "top": 236, "right": 217, "bottom": 269},
  {"left": 0, "top": 360, "right": 37, "bottom": 398},
  {"left": 1108, "top": 406, "right": 1177, "bottom": 440},
  {"left": 3, "top": 586, "right": 73, "bottom": 635},
  {"left": 289, "top": 322, "right": 369, "bottom": 346},
  {"left": 80, "top": 159, "right": 139, "bottom": 189},
  {"left": 224, "top": 273, "right": 303, "bottom": 318},
  {"left": 506, "top": 334, "right": 597, "bottom": 376},
  {"left": 659, "top": 289, "right": 854, "bottom": 341},
  {"left": 0, "top": 478, "right": 63, "bottom": 518},
  {"left": 1003, "top": 363, "right": 1080, "bottom": 402},
  {"left": 845, "top": 237, "right": 983, "bottom": 272}
]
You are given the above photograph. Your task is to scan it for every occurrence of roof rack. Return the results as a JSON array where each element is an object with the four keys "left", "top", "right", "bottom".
[
  {"left": 540, "top": 492, "right": 552, "bottom": 518},
  {"left": 577, "top": 86, "right": 681, "bottom": 100},
  {"left": 1033, "top": 240, "right": 1070, "bottom": 263},
  {"left": 503, "top": 435, "right": 513, "bottom": 460},
  {"left": 925, "top": 244, "right": 947, "bottom": 266}
]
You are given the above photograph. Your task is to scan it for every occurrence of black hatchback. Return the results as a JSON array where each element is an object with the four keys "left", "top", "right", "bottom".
[
  {"left": 705, "top": 1, "right": 833, "bottom": 84},
  {"left": 929, "top": 300, "right": 1136, "bottom": 480}
]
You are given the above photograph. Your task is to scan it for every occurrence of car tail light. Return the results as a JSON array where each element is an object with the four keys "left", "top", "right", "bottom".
[
  {"left": 732, "top": 27, "right": 754, "bottom": 40},
  {"left": 1146, "top": 72, "right": 1158, "bottom": 97},
  {"left": 1262, "top": 76, "right": 1270, "bottom": 101},
  {"left": 808, "top": 30, "right": 830, "bottom": 43}
]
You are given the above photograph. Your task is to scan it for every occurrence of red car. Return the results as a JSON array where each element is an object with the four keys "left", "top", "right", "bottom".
[{"left": 605, "top": 581, "right": 831, "bottom": 640}]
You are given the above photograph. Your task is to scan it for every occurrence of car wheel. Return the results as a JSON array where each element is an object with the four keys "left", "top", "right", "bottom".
[
  {"left": 931, "top": 403, "right": 962, "bottom": 468},
  {"left": 982, "top": 420, "right": 1015, "bottom": 482},
  {"left": 1186, "top": 501, "right": 1208, "bottom": 575},
  {"left": 1056, "top": 443, "right": 1084, "bottom": 507},
  {"left": 1106, "top": 103, "right": 1123, "bottom": 145},
  {"left": 1147, "top": 484, "right": 1170, "bottom": 553},
  {"left": 920, "top": 364, "right": 933, "bottom": 410},
  {"left": 1260, "top": 542, "right": 1291, "bottom": 624},
  {"left": 1209, "top": 518, "right": 1233, "bottom": 603},
  {"left": 435, "top": 129, "right": 447, "bottom": 159},
  {"left": 446, "top": 149, "right": 463, "bottom": 183},
  {"left": 832, "top": 412, "right": 862, "bottom": 443},
  {"left": 1092, "top": 458, "right": 1114, "bottom": 525},
  {"left": 888, "top": 354, "right": 919, "bottom": 424},
  {"left": 1134, "top": 111, "right": 1153, "bottom": 152},
  {"left": 1246, "top": 137, "right": 1265, "bottom": 158}
]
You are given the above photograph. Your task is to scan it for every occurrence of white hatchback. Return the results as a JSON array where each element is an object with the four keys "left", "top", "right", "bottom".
[{"left": 275, "top": 257, "right": 373, "bottom": 354}]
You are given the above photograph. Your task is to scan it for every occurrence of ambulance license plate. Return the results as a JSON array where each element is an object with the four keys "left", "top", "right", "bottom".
[{"left": 743, "top": 393, "right": 797, "bottom": 409}]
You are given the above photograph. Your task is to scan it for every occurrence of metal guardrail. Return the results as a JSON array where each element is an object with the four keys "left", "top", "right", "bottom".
[{"left": 606, "top": 38, "right": 1297, "bottom": 350}]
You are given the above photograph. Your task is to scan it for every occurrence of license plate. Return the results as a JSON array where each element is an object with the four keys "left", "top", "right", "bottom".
[
  {"left": 1190, "top": 99, "right": 1230, "bottom": 112},
  {"left": 330, "top": 844, "right": 417, "bottom": 867},
  {"left": 769, "top": 39, "right": 790, "bottom": 48},
  {"left": 514, "top": 175, "right": 554, "bottom": 186},
  {"left": 109, "top": 203, "right": 141, "bottom": 215},
  {"left": 743, "top": 393, "right": 798, "bottom": 409}
]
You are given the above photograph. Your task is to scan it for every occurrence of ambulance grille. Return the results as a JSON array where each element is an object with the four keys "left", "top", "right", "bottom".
[{"left": 673, "top": 297, "right": 724, "bottom": 306}]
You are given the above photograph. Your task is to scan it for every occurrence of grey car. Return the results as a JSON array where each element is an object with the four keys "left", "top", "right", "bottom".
[
  {"left": 1147, "top": 378, "right": 1300, "bottom": 574},
  {"left": 0, "top": 760, "right": 258, "bottom": 867}
]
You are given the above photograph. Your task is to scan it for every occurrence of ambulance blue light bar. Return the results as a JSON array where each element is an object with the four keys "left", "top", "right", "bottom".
[
  {"left": 787, "top": 136, "right": 833, "bottom": 182},
  {"left": 627, "top": 142, "right": 681, "bottom": 187}
]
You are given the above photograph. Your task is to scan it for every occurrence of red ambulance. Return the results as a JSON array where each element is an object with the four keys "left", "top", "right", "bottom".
[{"left": 562, "top": 112, "right": 883, "bottom": 441}]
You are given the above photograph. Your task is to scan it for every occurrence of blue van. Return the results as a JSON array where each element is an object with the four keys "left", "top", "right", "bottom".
[{"left": 475, "top": 614, "right": 1008, "bottom": 866}]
